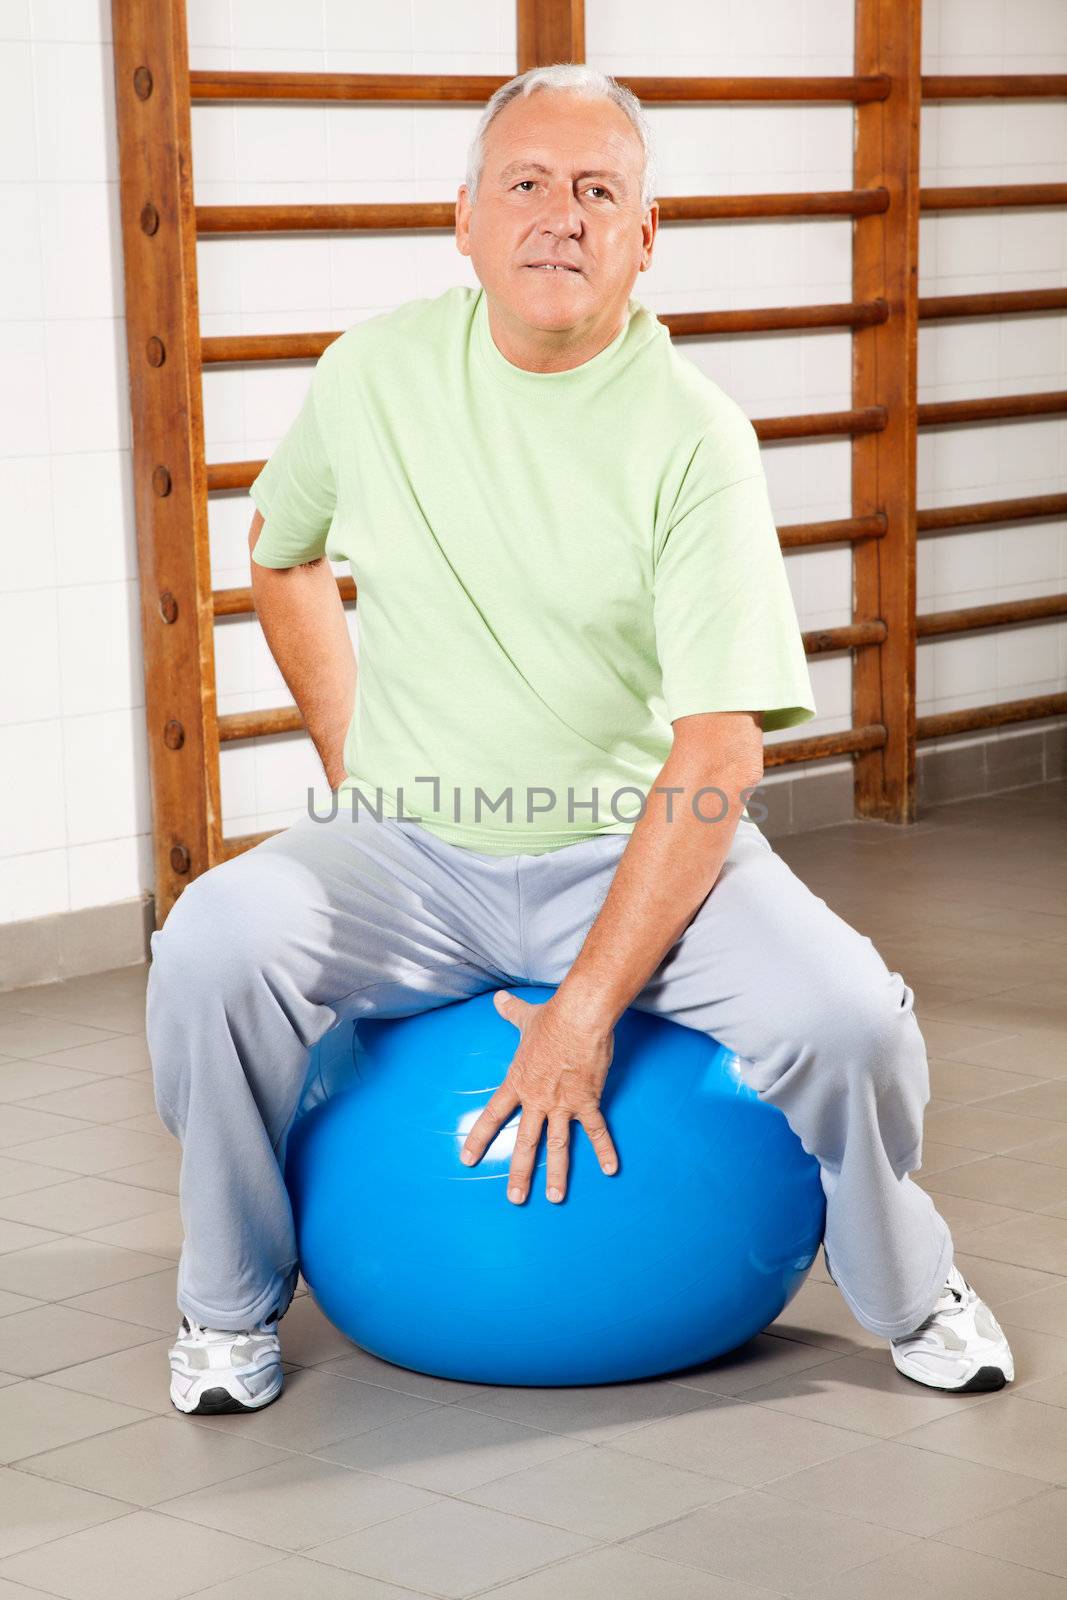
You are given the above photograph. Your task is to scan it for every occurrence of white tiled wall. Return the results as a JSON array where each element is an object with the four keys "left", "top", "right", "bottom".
[
  {"left": 0, "top": 0, "right": 146, "bottom": 932},
  {"left": 1, "top": 0, "right": 1064, "bottom": 931},
  {"left": 917, "top": 0, "right": 1067, "bottom": 736}
]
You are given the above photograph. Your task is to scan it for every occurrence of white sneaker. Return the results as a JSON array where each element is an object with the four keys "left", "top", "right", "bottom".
[
  {"left": 169, "top": 1307, "right": 284, "bottom": 1414},
  {"left": 890, "top": 1262, "right": 1015, "bottom": 1393}
]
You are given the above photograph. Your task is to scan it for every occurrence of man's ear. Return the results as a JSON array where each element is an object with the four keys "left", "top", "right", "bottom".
[{"left": 455, "top": 185, "right": 471, "bottom": 256}]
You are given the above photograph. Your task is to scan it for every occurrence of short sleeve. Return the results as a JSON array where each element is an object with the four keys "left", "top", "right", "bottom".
[
  {"left": 249, "top": 360, "right": 337, "bottom": 569},
  {"left": 653, "top": 426, "right": 816, "bottom": 732}
]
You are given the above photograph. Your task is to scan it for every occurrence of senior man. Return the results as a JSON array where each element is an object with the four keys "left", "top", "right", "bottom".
[{"left": 147, "top": 64, "right": 1013, "bottom": 1415}]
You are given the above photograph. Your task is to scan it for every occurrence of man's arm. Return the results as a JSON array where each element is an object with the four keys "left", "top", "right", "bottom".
[
  {"left": 553, "top": 708, "right": 764, "bottom": 1032},
  {"left": 459, "top": 708, "right": 765, "bottom": 1202},
  {"left": 248, "top": 509, "right": 357, "bottom": 791}
]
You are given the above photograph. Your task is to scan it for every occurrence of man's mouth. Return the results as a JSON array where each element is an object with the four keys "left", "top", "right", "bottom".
[{"left": 525, "top": 264, "right": 581, "bottom": 274}]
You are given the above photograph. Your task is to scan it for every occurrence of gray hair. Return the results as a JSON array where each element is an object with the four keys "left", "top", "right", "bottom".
[{"left": 464, "top": 63, "right": 657, "bottom": 212}]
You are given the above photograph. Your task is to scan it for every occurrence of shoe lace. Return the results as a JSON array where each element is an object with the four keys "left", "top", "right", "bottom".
[
  {"left": 904, "top": 1277, "right": 968, "bottom": 1339},
  {"left": 180, "top": 1309, "right": 278, "bottom": 1342}
]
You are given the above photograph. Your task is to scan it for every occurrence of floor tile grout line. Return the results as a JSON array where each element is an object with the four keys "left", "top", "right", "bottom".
[
  {"left": 0, "top": 1323, "right": 171, "bottom": 1379},
  {"left": 0, "top": 1123, "right": 175, "bottom": 1148},
  {"left": 6, "top": 1287, "right": 1067, "bottom": 1447},
  {"left": 217, "top": 1368, "right": 1021, "bottom": 1466},
  {"left": 1, "top": 786, "right": 1065, "bottom": 1593},
  {"left": 603, "top": 1483, "right": 1067, "bottom": 1600},
  {"left": 5, "top": 1444, "right": 627, "bottom": 1576},
  {"left": 452, "top": 1367, "right": 1067, "bottom": 1456},
  {"left": 2, "top": 1079, "right": 163, "bottom": 1119},
  {"left": 0, "top": 1207, "right": 179, "bottom": 1248},
  {"left": 0, "top": 1155, "right": 175, "bottom": 1190},
  {"left": 0, "top": 1242, "right": 178, "bottom": 1290},
  {"left": 154, "top": 1485, "right": 619, "bottom": 1567},
  {"left": 611, "top": 1512, "right": 911, "bottom": 1599},
  {"left": 5, "top": 1429, "right": 1063, "bottom": 1596},
  {"left": 0, "top": 1023, "right": 143, "bottom": 1051},
  {"left": 178, "top": 1553, "right": 297, "bottom": 1600},
  {"left": 0, "top": 1483, "right": 145, "bottom": 1546},
  {"left": 472, "top": 1533, "right": 768, "bottom": 1600}
]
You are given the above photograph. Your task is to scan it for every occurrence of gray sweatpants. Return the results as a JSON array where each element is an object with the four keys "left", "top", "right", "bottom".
[{"left": 146, "top": 804, "right": 954, "bottom": 1344}]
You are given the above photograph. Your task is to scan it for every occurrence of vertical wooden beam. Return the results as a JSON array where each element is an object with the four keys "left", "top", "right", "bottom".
[
  {"left": 517, "top": 0, "right": 585, "bottom": 71},
  {"left": 852, "top": 0, "right": 922, "bottom": 821},
  {"left": 111, "top": 0, "right": 221, "bottom": 923}
]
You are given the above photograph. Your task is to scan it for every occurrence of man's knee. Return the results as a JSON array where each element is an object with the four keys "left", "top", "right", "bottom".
[
  {"left": 150, "top": 869, "right": 240, "bottom": 1005},
  {"left": 149, "top": 852, "right": 300, "bottom": 999},
  {"left": 808, "top": 973, "right": 930, "bottom": 1118},
  {"left": 146, "top": 860, "right": 285, "bottom": 1111},
  {"left": 147, "top": 850, "right": 327, "bottom": 1114}
]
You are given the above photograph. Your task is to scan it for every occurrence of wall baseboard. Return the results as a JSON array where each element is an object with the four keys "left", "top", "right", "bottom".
[
  {"left": 758, "top": 720, "right": 1066, "bottom": 840},
  {"left": 1, "top": 893, "right": 156, "bottom": 996},
  {"left": 2, "top": 722, "right": 1064, "bottom": 995}
]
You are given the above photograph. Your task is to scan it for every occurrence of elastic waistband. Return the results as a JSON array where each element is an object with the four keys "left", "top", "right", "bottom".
[{"left": 388, "top": 815, "right": 634, "bottom": 859}]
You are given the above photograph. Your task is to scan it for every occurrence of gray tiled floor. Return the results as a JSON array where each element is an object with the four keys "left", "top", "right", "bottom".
[{"left": 0, "top": 780, "right": 1065, "bottom": 1598}]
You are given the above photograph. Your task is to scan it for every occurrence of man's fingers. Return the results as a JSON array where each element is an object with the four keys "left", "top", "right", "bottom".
[
  {"left": 544, "top": 1112, "right": 571, "bottom": 1202},
  {"left": 460, "top": 1081, "right": 520, "bottom": 1166},
  {"left": 460, "top": 1056, "right": 617, "bottom": 1211},
  {"left": 580, "top": 1108, "right": 619, "bottom": 1175},
  {"left": 506, "top": 1109, "right": 545, "bottom": 1204},
  {"left": 493, "top": 990, "right": 529, "bottom": 1029}
]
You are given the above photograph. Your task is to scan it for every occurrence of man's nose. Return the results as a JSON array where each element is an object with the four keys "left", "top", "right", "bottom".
[{"left": 536, "top": 186, "right": 583, "bottom": 233}]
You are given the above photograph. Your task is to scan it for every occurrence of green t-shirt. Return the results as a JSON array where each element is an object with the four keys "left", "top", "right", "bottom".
[{"left": 249, "top": 284, "right": 815, "bottom": 855}]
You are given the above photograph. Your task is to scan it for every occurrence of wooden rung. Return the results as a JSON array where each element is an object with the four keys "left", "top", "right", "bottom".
[
  {"left": 803, "top": 620, "right": 886, "bottom": 654},
  {"left": 201, "top": 331, "right": 337, "bottom": 364},
  {"left": 188, "top": 71, "right": 893, "bottom": 105},
  {"left": 207, "top": 460, "right": 264, "bottom": 491},
  {"left": 917, "top": 593, "right": 1067, "bottom": 638},
  {"left": 197, "top": 201, "right": 454, "bottom": 234},
  {"left": 175, "top": 63, "right": 1061, "bottom": 113},
  {"left": 666, "top": 300, "right": 889, "bottom": 334},
  {"left": 917, "top": 691, "right": 1067, "bottom": 740},
  {"left": 190, "top": 71, "right": 504, "bottom": 103},
  {"left": 213, "top": 396, "right": 1061, "bottom": 482},
  {"left": 918, "top": 390, "right": 1067, "bottom": 427},
  {"left": 200, "top": 299, "right": 891, "bottom": 365},
  {"left": 199, "top": 286, "right": 1063, "bottom": 370},
  {"left": 780, "top": 513, "right": 888, "bottom": 547},
  {"left": 211, "top": 514, "right": 888, "bottom": 620},
  {"left": 216, "top": 616, "right": 887, "bottom": 747},
  {"left": 764, "top": 723, "right": 887, "bottom": 767},
  {"left": 919, "top": 288, "right": 1067, "bottom": 320},
  {"left": 216, "top": 613, "right": 1065, "bottom": 757},
  {"left": 216, "top": 737, "right": 895, "bottom": 867},
  {"left": 199, "top": 283, "right": 1067, "bottom": 373},
  {"left": 214, "top": 576, "right": 357, "bottom": 618},
  {"left": 918, "top": 491, "right": 1067, "bottom": 533},
  {"left": 195, "top": 188, "right": 890, "bottom": 235},
  {"left": 212, "top": 611, "right": 889, "bottom": 656},
  {"left": 207, "top": 405, "right": 888, "bottom": 493},
  {"left": 922, "top": 75, "right": 1067, "bottom": 99},
  {"left": 921, "top": 182, "right": 1067, "bottom": 210},
  {"left": 219, "top": 828, "right": 278, "bottom": 860},
  {"left": 216, "top": 712, "right": 1059, "bottom": 865},
  {"left": 215, "top": 717, "right": 893, "bottom": 859},
  {"left": 219, "top": 706, "right": 303, "bottom": 743},
  {"left": 756, "top": 406, "right": 886, "bottom": 441}
]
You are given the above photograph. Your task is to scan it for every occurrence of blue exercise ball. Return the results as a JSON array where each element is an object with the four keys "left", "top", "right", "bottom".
[{"left": 284, "top": 984, "right": 825, "bottom": 1387}]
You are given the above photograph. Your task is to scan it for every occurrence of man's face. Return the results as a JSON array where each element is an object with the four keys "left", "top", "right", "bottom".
[{"left": 455, "top": 91, "right": 657, "bottom": 350}]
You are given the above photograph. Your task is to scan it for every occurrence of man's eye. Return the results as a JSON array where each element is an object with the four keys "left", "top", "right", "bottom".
[{"left": 512, "top": 181, "right": 612, "bottom": 199}]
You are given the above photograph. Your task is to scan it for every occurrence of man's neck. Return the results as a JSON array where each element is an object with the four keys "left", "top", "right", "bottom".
[{"left": 485, "top": 300, "right": 628, "bottom": 374}]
